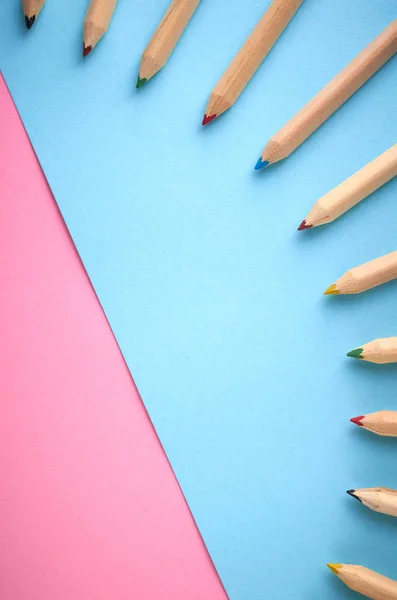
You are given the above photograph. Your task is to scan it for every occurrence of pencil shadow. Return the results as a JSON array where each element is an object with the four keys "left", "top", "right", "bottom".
[
  {"left": 349, "top": 426, "right": 397, "bottom": 453},
  {"left": 16, "top": 4, "right": 28, "bottom": 36},
  {"left": 248, "top": 159, "right": 286, "bottom": 192},
  {"left": 294, "top": 223, "right": 327, "bottom": 244},
  {"left": 304, "top": 572, "right": 353, "bottom": 600},
  {"left": 345, "top": 358, "right": 397, "bottom": 374},
  {"left": 346, "top": 498, "right": 397, "bottom": 531},
  {"left": 75, "top": 2, "right": 89, "bottom": 65},
  {"left": 340, "top": 347, "right": 397, "bottom": 395},
  {"left": 75, "top": 33, "right": 85, "bottom": 65}
]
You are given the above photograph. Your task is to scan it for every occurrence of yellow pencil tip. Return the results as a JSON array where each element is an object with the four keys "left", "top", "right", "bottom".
[
  {"left": 327, "top": 564, "right": 342, "bottom": 575},
  {"left": 324, "top": 283, "right": 339, "bottom": 296}
]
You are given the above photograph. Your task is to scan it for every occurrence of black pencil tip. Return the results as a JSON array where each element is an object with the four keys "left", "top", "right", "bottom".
[
  {"left": 346, "top": 489, "right": 361, "bottom": 502},
  {"left": 25, "top": 14, "right": 35, "bottom": 29}
]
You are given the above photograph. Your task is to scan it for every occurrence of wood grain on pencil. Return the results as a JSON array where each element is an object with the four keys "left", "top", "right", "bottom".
[
  {"left": 202, "top": 0, "right": 303, "bottom": 125},
  {"left": 347, "top": 337, "right": 397, "bottom": 364},
  {"left": 299, "top": 144, "right": 397, "bottom": 230},
  {"left": 83, "top": 0, "right": 118, "bottom": 57},
  {"left": 324, "top": 250, "right": 397, "bottom": 295},
  {"left": 137, "top": 0, "right": 201, "bottom": 88},
  {"left": 256, "top": 19, "right": 397, "bottom": 169},
  {"left": 347, "top": 488, "right": 397, "bottom": 518},
  {"left": 351, "top": 411, "right": 397, "bottom": 437},
  {"left": 22, "top": 0, "right": 45, "bottom": 29},
  {"left": 328, "top": 564, "right": 397, "bottom": 600}
]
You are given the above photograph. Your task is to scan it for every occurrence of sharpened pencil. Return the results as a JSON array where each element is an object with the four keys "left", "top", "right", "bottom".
[
  {"left": 255, "top": 19, "right": 397, "bottom": 170},
  {"left": 347, "top": 487, "right": 397, "bottom": 518},
  {"left": 202, "top": 0, "right": 303, "bottom": 125},
  {"left": 328, "top": 564, "right": 397, "bottom": 600},
  {"left": 137, "top": 0, "right": 201, "bottom": 88},
  {"left": 347, "top": 337, "right": 397, "bottom": 364},
  {"left": 298, "top": 144, "right": 397, "bottom": 230},
  {"left": 324, "top": 250, "right": 397, "bottom": 295},
  {"left": 83, "top": 0, "right": 118, "bottom": 57},
  {"left": 351, "top": 411, "right": 397, "bottom": 437},
  {"left": 22, "top": 0, "right": 45, "bottom": 29}
]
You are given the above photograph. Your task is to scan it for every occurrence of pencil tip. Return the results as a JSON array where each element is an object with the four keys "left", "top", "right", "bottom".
[
  {"left": 298, "top": 219, "right": 312, "bottom": 231},
  {"left": 83, "top": 44, "right": 92, "bottom": 57},
  {"left": 25, "top": 15, "right": 35, "bottom": 29},
  {"left": 346, "top": 489, "right": 361, "bottom": 502},
  {"left": 324, "top": 283, "right": 339, "bottom": 296},
  {"left": 255, "top": 157, "right": 269, "bottom": 171},
  {"left": 202, "top": 113, "right": 217, "bottom": 126},
  {"left": 136, "top": 75, "right": 147, "bottom": 88},
  {"left": 350, "top": 415, "right": 364, "bottom": 427},
  {"left": 327, "top": 564, "right": 342, "bottom": 575},
  {"left": 347, "top": 348, "right": 363, "bottom": 359}
]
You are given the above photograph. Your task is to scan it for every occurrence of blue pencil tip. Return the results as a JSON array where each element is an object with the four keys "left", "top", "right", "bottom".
[{"left": 255, "top": 157, "right": 269, "bottom": 171}]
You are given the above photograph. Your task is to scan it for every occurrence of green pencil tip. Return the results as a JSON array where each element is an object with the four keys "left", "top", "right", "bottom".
[
  {"left": 136, "top": 75, "right": 147, "bottom": 89},
  {"left": 347, "top": 348, "right": 364, "bottom": 359}
]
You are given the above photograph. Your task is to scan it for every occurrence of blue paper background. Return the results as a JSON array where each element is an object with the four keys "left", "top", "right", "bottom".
[{"left": 1, "top": 1, "right": 397, "bottom": 598}]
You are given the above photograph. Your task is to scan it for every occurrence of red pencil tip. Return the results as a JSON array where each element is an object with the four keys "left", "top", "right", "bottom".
[
  {"left": 298, "top": 219, "right": 312, "bottom": 231},
  {"left": 350, "top": 416, "right": 364, "bottom": 427},
  {"left": 83, "top": 44, "right": 92, "bottom": 57},
  {"left": 202, "top": 113, "right": 217, "bottom": 126}
]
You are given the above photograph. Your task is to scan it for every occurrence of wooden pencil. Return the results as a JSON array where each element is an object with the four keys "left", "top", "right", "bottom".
[
  {"left": 136, "top": 0, "right": 201, "bottom": 88},
  {"left": 350, "top": 411, "right": 397, "bottom": 436},
  {"left": 347, "top": 337, "right": 397, "bottom": 364},
  {"left": 202, "top": 0, "right": 303, "bottom": 125},
  {"left": 255, "top": 19, "right": 397, "bottom": 169},
  {"left": 298, "top": 144, "right": 397, "bottom": 230},
  {"left": 22, "top": 0, "right": 45, "bottom": 29},
  {"left": 347, "top": 487, "right": 397, "bottom": 517},
  {"left": 324, "top": 250, "right": 397, "bottom": 295},
  {"left": 83, "top": 0, "right": 118, "bottom": 57},
  {"left": 328, "top": 564, "right": 397, "bottom": 600}
]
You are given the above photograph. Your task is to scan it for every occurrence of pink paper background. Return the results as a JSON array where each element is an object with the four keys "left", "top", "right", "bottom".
[{"left": 0, "top": 74, "right": 227, "bottom": 600}]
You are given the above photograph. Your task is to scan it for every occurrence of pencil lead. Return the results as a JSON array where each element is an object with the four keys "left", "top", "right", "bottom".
[
  {"left": 136, "top": 75, "right": 147, "bottom": 88},
  {"left": 327, "top": 564, "right": 342, "bottom": 575},
  {"left": 255, "top": 157, "right": 269, "bottom": 171},
  {"left": 25, "top": 15, "right": 35, "bottom": 29},
  {"left": 298, "top": 219, "right": 312, "bottom": 231},
  {"left": 347, "top": 348, "right": 363, "bottom": 359},
  {"left": 202, "top": 113, "right": 217, "bottom": 126},
  {"left": 350, "top": 415, "right": 364, "bottom": 427},
  {"left": 346, "top": 489, "right": 361, "bottom": 502},
  {"left": 83, "top": 44, "right": 92, "bottom": 57},
  {"left": 324, "top": 283, "right": 339, "bottom": 295}
]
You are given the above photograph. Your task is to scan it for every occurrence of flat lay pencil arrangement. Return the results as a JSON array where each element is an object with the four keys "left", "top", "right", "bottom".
[{"left": 18, "top": 1, "right": 397, "bottom": 598}]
